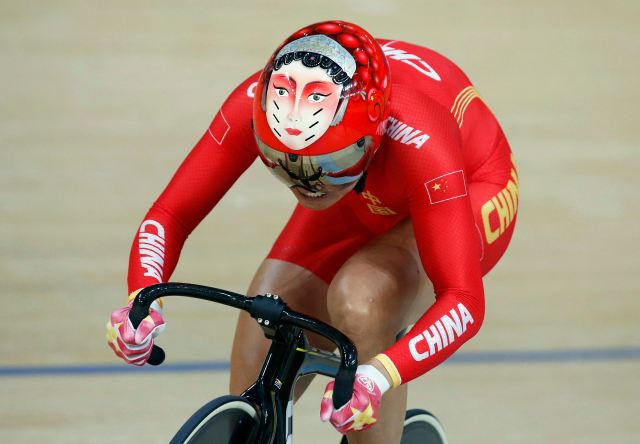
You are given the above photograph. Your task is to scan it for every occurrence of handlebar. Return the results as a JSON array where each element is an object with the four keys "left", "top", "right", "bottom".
[{"left": 129, "top": 283, "right": 358, "bottom": 409}]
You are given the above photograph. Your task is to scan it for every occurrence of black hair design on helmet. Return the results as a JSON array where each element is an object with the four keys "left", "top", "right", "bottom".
[{"left": 273, "top": 51, "right": 351, "bottom": 85}]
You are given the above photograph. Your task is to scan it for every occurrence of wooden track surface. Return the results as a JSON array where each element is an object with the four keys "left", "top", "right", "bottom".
[{"left": 1, "top": 1, "right": 638, "bottom": 442}]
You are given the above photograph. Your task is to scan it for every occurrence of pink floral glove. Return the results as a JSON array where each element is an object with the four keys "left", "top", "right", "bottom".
[
  {"left": 320, "top": 364, "right": 390, "bottom": 434},
  {"left": 106, "top": 289, "right": 165, "bottom": 366}
]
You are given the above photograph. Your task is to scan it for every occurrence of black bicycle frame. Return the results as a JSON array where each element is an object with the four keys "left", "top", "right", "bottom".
[
  {"left": 129, "top": 283, "right": 358, "bottom": 444},
  {"left": 241, "top": 322, "right": 308, "bottom": 443}
]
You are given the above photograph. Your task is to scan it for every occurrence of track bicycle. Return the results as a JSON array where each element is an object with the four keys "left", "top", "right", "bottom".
[{"left": 130, "top": 283, "right": 448, "bottom": 443}]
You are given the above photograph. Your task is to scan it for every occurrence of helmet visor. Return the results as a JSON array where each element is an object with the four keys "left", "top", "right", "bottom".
[{"left": 256, "top": 135, "right": 374, "bottom": 191}]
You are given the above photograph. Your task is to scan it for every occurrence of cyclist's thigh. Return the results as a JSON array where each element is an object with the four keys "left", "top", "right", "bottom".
[
  {"left": 326, "top": 218, "right": 429, "bottom": 352},
  {"left": 258, "top": 199, "right": 377, "bottom": 320},
  {"left": 230, "top": 202, "right": 376, "bottom": 393}
]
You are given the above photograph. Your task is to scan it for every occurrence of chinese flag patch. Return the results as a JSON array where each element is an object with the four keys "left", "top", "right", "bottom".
[{"left": 424, "top": 170, "right": 468, "bottom": 204}]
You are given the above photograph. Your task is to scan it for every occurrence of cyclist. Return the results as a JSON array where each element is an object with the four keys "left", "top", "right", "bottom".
[{"left": 107, "top": 20, "right": 518, "bottom": 444}]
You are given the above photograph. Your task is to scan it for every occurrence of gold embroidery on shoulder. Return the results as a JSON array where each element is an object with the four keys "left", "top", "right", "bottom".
[{"left": 450, "top": 86, "right": 482, "bottom": 128}]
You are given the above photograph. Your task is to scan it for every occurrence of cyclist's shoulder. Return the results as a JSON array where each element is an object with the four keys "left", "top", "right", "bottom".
[
  {"left": 379, "top": 97, "right": 464, "bottom": 186},
  {"left": 381, "top": 38, "right": 478, "bottom": 121},
  {"left": 378, "top": 38, "right": 472, "bottom": 86},
  {"left": 385, "top": 90, "right": 460, "bottom": 154}
]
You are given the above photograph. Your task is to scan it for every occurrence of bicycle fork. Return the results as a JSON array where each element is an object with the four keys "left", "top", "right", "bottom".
[{"left": 242, "top": 325, "right": 307, "bottom": 444}]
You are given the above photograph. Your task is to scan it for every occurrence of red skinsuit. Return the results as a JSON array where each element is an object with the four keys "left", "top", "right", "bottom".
[{"left": 128, "top": 39, "right": 518, "bottom": 385}]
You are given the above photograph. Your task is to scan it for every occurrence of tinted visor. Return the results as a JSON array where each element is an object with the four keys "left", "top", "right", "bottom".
[{"left": 256, "top": 135, "right": 373, "bottom": 192}]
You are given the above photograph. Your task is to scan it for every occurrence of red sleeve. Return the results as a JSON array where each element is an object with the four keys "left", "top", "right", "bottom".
[
  {"left": 127, "top": 74, "right": 260, "bottom": 292},
  {"left": 378, "top": 101, "right": 484, "bottom": 385}
]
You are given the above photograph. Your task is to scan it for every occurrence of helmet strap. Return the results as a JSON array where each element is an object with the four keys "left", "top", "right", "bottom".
[{"left": 353, "top": 171, "right": 368, "bottom": 194}]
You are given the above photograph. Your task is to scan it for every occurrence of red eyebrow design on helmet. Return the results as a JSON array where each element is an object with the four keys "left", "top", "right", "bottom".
[
  {"left": 272, "top": 73, "right": 296, "bottom": 90},
  {"left": 303, "top": 82, "right": 336, "bottom": 95},
  {"left": 306, "top": 80, "right": 334, "bottom": 86}
]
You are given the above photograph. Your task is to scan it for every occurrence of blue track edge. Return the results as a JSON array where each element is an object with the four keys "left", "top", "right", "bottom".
[{"left": 1, "top": 346, "right": 638, "bottom": 377}]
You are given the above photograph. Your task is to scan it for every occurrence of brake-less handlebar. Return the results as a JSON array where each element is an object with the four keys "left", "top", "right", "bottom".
[{"left": 128, "top": 283, "right": 358, "bottom": 409}]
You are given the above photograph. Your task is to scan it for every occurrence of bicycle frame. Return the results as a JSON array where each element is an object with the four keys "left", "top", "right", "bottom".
[{"left": 242, "top": 323, "right": 328, "bottom": 442}]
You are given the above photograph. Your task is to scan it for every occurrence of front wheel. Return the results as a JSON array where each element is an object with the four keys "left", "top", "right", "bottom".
[
  {"left": 170, "top": 395, "right": 259, "bottom": 444},
  {"left": 401, "top": 408, "right": 448, "bottom": 444}
]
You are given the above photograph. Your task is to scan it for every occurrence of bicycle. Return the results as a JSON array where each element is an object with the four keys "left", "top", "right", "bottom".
[{"left": 130, "top": 283, "right": 448, "bottom": 443}]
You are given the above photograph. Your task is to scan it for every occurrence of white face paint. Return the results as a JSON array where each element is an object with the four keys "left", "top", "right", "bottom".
[{"left": 265, "top": 60, "right": 343, "bottom": 151}]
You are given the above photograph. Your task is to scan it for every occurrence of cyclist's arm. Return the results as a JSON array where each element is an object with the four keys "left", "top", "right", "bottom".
[
  {"left": 128, "top": 74, "right": 259, "bottom": 292},
  {"left": 375, "top": 105, "right": 484, "bottom": 386}
]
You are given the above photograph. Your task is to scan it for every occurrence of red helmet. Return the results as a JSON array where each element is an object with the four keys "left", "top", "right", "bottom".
[{"left": 253, "top": 20, "right": 391, "bottom": 192}]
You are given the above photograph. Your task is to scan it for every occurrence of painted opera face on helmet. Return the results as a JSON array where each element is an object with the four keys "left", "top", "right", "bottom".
[
  {"left": 265, "top": 60, "right": 343, "bottom": 151},
  {"left": 263, "top": 34, "right": 357, "bottom": 152}
]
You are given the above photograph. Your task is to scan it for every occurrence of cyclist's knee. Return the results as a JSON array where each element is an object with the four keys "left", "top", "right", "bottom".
[
  {"left": 327, "top": 252, "right": 420, "bottom": 357},
  {"left": 327, "top": 288, "right": 389, "bottom": 344}
]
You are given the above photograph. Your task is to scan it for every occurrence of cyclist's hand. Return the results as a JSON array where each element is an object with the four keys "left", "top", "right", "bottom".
[
  {"left": 320, "top": 364, "right": 390, "bottom": 434},
  {"left": 105, "top": 289, "right": 165, "bottom": 366}
]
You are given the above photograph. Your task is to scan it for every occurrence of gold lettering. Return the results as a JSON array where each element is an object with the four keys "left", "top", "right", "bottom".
[
  {"left": 368, "top": 204, "right": 397, "bottom": 216},
  {"left": 500, "top": 189, "right": 514, "bottom": 221},
  {"left": 481, "top": 200, "right": 500, "bottom": 244},
  {"left": 362, "top": 191, "right": 381, "bottom": 206},
  {"left": 492, "top": 193, "right": 510, "bottom": 233},
  {"left": 480, "top": 165, "right": 519, "bottom": 245},
  {"left": 505, "top": 178, "right": 518, "bottom": 214},
  {"left": 362, "top": 190, "right": 396, "bottom": 216}
]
